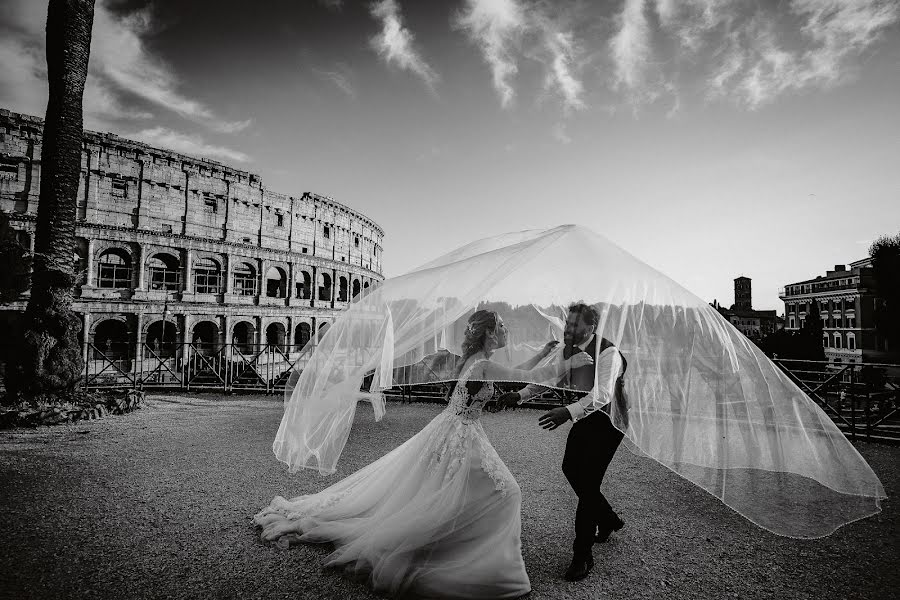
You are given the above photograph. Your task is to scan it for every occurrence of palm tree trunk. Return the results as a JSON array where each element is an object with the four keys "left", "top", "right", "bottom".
[{"left": 11, "top": 0, "right": 95, "bottom": 399}]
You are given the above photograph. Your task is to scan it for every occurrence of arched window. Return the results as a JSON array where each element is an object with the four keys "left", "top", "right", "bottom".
[
  {"left": 296, "top": 271, "right": 312, "bottom": 300},
  {"left": 295, "top": 322, "right": 311, "bottom": 348},
  {"left": 352, "top": 279, "right": 361, "bottom": 298},
  {"left": 194, "top": 257, "right": 221, "bottom": 294},
  {"left": 265, "top": 322, "right": 286, "bottom": 350},
  {"left": 318, "top": 273, "right": 332, "bottom": 301},
  {"left": 338, "top": 276, "right": 348, "bottom": 302},
  {"left": 98, "top": 249, "right": 132, "bottom": 289},
  {"left": 233, "top": 262, "right": 257, "bottom": 296},
  {"left": 93, "top": 319, "right": 130, "bottom": 359},
  {"left": 833, "top": 332, "right": 842, "bottom": 350},
  {"left": 232, "top": 321, "right": 255, "bottom": 353},
  {"left": 266, "top": 266, "right": 287, "bottom": 298},
  {"left": 147, "top": 254, "right": 181, "bottom": 291},
  {"left": 847, "top": 332, "right": 856, "bottom": 351}
]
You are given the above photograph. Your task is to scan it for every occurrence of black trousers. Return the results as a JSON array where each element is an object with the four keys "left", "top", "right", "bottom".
[{"left": 561, "top": 409, "right": 624, "bottom": 557}]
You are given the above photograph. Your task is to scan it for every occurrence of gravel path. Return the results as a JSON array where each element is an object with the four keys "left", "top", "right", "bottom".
[{"left": 1, "top": 394, "right": 897, "bottom": 600}]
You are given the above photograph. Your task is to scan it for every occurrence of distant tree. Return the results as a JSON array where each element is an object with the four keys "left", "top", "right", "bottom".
[
  {"left": 761, "top": 325, "right": 825, "bottom": 364},
  {"left": 0, "top": 211, "right": 32, "bottom": 303},
  {"left": 869, "top": 232, "right": 900, "bottom": 352}
]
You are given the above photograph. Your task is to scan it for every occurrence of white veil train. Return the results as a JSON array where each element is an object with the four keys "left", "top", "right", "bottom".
[{"left": 274, "top": 224, "right": 885, "bottom": 539}]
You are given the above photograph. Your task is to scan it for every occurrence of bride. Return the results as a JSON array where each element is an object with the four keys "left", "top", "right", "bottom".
[{"left": 254, "top": 309, "right": 592, "bottom": 599}]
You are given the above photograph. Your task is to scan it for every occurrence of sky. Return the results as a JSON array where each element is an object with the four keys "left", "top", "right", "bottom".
[{"left": 1, "top": 0, "right": 898, "bottom": 311}]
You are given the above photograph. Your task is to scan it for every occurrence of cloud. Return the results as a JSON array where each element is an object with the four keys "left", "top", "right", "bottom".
[
  {"left": 125, "top": 127, "right": 251, "bottom": 163},
  {"left": 456, "top": 1, "right": 586, "bottom": 112},
  {"left": 369, "top": 0, "right": 439, "bottom": 91},
  {"left": 609, "top": 0, "right": 654, "bottom": 94},
  {"left": 455, "top": 0, "right": 527, "bottom": 108},
  {"left": 0, "top": 0, "right": 250, "bottom": 133},
  {"left": 793, "top": 0, "right": 899, "bottom": 83},
  {"left": 314, "top": 63, "right": 357, "bottom": 99},
  {"left": 90, "top": 5, "right": 252, "bottom": 132},
  {"left": 532, "top": 11, "right": 585, "bottom": 112},
  {"left": 654, "top": 0, "right": 734, "bottom": 52}
]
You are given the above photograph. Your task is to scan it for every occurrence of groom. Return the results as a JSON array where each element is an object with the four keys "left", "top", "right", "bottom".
[{"left": 497, "top": 303, "right": 627, "bottom": 582}]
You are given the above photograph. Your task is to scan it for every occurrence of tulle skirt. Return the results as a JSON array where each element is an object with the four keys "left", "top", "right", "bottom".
[{"left": 254, "top": 409, "right": 531, "bottom": 599}]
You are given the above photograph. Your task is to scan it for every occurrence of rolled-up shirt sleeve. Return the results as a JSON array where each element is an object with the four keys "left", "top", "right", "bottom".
[{"left": 565, "top": 347, "right": 623, "bottom": 422}]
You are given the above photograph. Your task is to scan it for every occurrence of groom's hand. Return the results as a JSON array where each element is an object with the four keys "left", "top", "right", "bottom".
[
  {"left": 538, "top": 406, "right": 571, "bottom": 430},
  {"left": 495, "top": 392, "right": 521, "bottom": 411}
]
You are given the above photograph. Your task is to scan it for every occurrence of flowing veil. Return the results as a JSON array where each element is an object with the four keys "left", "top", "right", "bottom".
[{"left": 274, "top": 224, "right": 885, "bottom": 539}]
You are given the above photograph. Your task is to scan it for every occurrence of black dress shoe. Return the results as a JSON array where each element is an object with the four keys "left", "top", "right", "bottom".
[
  {"left": 595, "top": 515, "right": 625, "bottom": 544},
  {"left": 564, "top": 553, "right": 594, "bottom": 582}
]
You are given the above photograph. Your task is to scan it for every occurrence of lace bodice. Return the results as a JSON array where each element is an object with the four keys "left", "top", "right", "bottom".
[{"left": 447, "top": 359, "right": 494, "bottom": 421}]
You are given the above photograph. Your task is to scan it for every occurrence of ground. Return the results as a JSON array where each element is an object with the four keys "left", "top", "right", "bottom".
[{"left": 0, "top": 394, "right": 897, "bottom": 600}]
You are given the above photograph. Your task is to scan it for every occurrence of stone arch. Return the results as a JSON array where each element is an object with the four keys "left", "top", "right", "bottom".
[
  {"left": 97, "top": 247, "right": 133, "bottom": 289},
  {"left": 192, "top": 320, "right": 220, "bottom": 354},
  {"left": 147, "top": 251, "right": 181, "bottom": 291},
  {"left": 92, "top": 318, "right": 131, "bottom": 359},
  {"left": 352, "top": 278, "right": 361, "bottom": 298},
  {"left": 193, "top": 256, "right": 222, "bottom": 294},
  {"left": 318, "top": 272, "right": 332, "bottom": 301},
  {"left": 295, "top": 322, "right": 312, "bottom": 348},
  {"left": 232, "top": 260, "right": 257, "bottom": 296},
  {"left": 265, "top": 265, "right": 287, "bottom": 298},
  {"left": 296, "top": 270, "right": 312, "bottom": 300},
  {"left": 231, "top": 320, "right": 257, "bottom": 353},
  {"left": 145, "top": 319, "right": 179, "bottom": 357},
  {"left": 338, "top": 275, "right": 348, "bottom": 302},
  {"left": 265, "top": 321, "right": 287, "bottom": 350}
]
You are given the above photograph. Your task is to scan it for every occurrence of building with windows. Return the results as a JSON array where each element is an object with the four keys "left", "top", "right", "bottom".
[
  {"left": 778, "top": 258, "right": 892, "bottom": 364},
  {"left": 0, "top": 109, "right": 384, "bottom": 366},
  {"left": 712, "top": 277, "right": 779, "bottom": 342}
]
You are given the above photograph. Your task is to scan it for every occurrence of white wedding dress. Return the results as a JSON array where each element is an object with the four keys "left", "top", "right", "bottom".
[{"left": 254, "top": 358, "right": 531, "bottom": 599}]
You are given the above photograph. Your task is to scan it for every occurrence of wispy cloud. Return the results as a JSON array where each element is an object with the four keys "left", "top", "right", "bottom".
[
  {"left": 658, "top": 0, "right": 900, "bottom": 109},
  {"left": 91, "top": 5, "right": 252, "bottom": 132},
  {"left": 126, "top": 127, "right": 251, "bottom": 163},
  {"left": 532, "top": 11, "right": 585, "bottom": 112},
  {"left": 369, "top": 0, "right": 439, "bottom": 91},
  {"left": 0, "top": 0, "right": 251, "bottom": 133},
  {"left": 314, "top": 63, "right": 357, "bottom": 99},
  {"left": 455, "top": 0, "right": 527, "bottom": 108},
  {"left": 609, "top": 0, "right": 654, "bottom": 96}
]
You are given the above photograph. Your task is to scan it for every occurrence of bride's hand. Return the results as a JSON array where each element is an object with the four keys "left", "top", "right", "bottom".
[
  {"left": 541, "top": 340, "right": 560, "bottom": 357},
  {"left": 568, "top": 351, "right": 594, "bottom": 369}
]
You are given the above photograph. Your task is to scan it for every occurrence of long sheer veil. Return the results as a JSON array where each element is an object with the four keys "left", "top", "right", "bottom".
[{"left": 274, "top": 224, "right": 885, "bottom": 539}]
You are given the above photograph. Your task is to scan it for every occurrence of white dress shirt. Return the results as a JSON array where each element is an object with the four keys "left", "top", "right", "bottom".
[{"left": 517, "top": 335, "right": 624, "bottom": 423}]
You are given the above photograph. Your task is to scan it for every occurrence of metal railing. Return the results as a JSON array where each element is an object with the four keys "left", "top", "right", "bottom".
[
  {"left": 83, "top": 342, "right": 311, "bottom": 395},
  {"left": 772, "top": 358, "right": 900, "bottom": 442}
]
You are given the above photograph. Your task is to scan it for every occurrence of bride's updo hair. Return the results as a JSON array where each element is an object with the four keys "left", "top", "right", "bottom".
[
  {"left": 446, "top": 310, "right": 499, "bottom": 400},
  {"left": 460, "top": 309, "right": 499, "bottom": 363}
]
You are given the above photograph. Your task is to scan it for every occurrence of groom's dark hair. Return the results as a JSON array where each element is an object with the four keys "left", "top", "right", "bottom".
[{"left": 567, "top": 302, "right": 599, "bottom": 329}]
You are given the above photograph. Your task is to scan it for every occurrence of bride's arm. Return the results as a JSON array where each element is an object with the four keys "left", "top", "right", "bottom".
[
  {"left": 513, "top": 341, "right": 560, "bottom": 370},
  {"left": 478, "top": 352, "right": 591, "bottom": 383}
]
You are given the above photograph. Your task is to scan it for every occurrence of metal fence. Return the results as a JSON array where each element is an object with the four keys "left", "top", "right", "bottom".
[
  {"left": 3, "top": 342, "right": 897, "bottom": 443},
  {"left": 772, "top": 358, "right": 900, "bottom": 442},
  {"left": 83, "top": 342, "right": 310, "bottom": 395}
]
